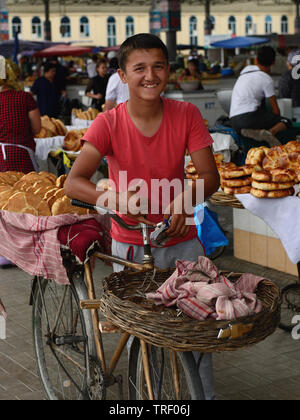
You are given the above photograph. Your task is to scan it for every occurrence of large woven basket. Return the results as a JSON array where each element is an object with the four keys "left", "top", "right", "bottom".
[
  {"left": 99, "top": 268, "right": 281, "bottom": 352},
  {"left": 208, "top": 191, "right": 245, "bottom": 209}
]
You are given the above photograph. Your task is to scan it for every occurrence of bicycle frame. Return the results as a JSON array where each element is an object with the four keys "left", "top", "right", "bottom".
[
  {"left": 70, "top": 199, "right": 186, "bottom": 400},
  {"left": 82, "top": 251, "right": 158, "bottom": 396}
]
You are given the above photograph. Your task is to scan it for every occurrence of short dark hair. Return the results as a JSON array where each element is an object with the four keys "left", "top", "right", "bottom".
[
  {"left": 257, "top": 46, "right": 276, "bottom": 67},
  {"left": 118, "top": 33, "right": 169, "bottom": 71},
  {"left": 43, "top": 62, "right": 56, "bottom": 73},
  {"left": 96, "top": 58, "right": 107, "bottom": 68}
]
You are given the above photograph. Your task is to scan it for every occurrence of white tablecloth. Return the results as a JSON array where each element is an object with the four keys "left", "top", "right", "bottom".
[
  {"left": 34, "top": 137, "right": 65, "bottom": 161},
  {"left": 236, "top": 189, "right": 300, "bottom": 265}
]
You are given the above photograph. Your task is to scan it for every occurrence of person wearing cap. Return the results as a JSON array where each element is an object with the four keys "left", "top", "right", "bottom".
[{"left": 278, "top": 49, "right": 300, "bottom": 108}]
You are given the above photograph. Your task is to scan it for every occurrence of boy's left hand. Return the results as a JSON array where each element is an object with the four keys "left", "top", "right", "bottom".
[{"left": 163, "top": 192, "right": 191, "bottom": 239}]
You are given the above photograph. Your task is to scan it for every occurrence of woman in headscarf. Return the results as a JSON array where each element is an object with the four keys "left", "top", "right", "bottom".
[{"left": 0, "top": 57, "right": 41, "bottom": 174}]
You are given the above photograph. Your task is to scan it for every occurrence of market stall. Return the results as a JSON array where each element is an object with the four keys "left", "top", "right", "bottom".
[{"left": 207, "top": 141, "right": 300, "bottom": 277}]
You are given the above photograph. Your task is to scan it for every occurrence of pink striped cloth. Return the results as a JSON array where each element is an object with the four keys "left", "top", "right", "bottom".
[
  {"left": 0, "top": 210, "right": 110, "bottom": 286},
  {"left": 146, "top": 257, "right": 265, "bottom": 321}
]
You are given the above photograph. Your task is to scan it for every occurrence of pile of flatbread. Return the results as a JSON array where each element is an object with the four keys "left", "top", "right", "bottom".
[
  {"left": 185, "top": 153, "right": 224, "bottom": 180},
  {"left": 63, "top": 128, "right": 88, "bottom": 152},
  {"left": 72, "top": 108, "right": 99, "bottom": 120},
  {"left": 0, "top": 171, "right": 95, "bottom": 216},
  {"left": 35, "top": 116, "right": 68, "bottom": 138},
  {"left": 219, "top": 162, "right": 254, "bottom": 195},
  {"left": 245, "top": 141, "right": 300, "bottom": 199}
]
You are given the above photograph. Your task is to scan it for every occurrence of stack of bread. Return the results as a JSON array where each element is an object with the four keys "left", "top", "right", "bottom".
[
  {"left": 185, "top": 153, "right": 224, "bottom": 180},
  {"left": 245, "top": 141, "right": 300, "bottom": 199},
  {"left": 72, "top": 108, "right": 99, "bottom": 120},
  {"left": 35, "top": 115, "right": 68, "bottom": 138},
  {"left": 0, "top": 171, "right": 96, "bottom": 216},
  {"left": 63, "top": 128, "right": 88, "bottom": 152},
  {"left": 219, "top": 162, "right": 255, "bottom": 195},
  {"left": 250, "top": 168, "right": 296, "bottom": 198}
]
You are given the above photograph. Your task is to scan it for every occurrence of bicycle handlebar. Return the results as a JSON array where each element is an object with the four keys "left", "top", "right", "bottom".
[
  {"left": 71, "top": 198, "right": 155, "bottom": 267},
  {"left": 71, "top": 199, "right": 145, "bottom": 231}
]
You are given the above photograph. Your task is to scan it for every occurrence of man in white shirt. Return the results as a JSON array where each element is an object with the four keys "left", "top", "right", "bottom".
[
  {"left": 229, "top": 46, "right": 290, "bottom": 146},
  {"left": 86, "top": 55, "right": 98, "bottom": 79},
  {"left": 103, "top": 71, "right": 130, "bottom": 111}
]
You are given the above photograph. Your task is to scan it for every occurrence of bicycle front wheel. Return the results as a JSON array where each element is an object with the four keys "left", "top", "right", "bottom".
[
  {"left": 32, "top": 276, "right": 104, "bottom": 400},
  {"left": 130, "top": 343, "right": 205, "bottom": 400}
]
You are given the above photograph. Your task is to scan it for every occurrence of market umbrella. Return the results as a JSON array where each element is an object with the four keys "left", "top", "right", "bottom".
[
  {"left": 35, "top": 44, "right": 93, "bottom": 57},
  {"left": 210, "top": 36, "right": 270, "bottom": 49},
  {"left": 0, "top": 40, "right": 69, "bottom": 58},
  {"left": 92, "top": 45, "right": 120, "bottom": 53}
]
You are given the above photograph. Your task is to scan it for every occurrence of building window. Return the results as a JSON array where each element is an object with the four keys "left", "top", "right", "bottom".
[
  {"left": 189, "top": 16, "right": 198, "bottom": 46},
  {"left": 281, "top": 15, "right": 288, "bottom": 34},
  {"left": 60, "top": 16, "right": 71, "bottom": 38},
  {"left": 126, "top": 16, "right": 134, "bottom": 38},
  {"left": 80, "top": 16, "right": 89, "bottom": 37},
  {"left": 245, "top": 15, "right": 253, "bottom": 35},
  {"left": 12, "top": 16, "right": 22, "bottom": 38},
  {"left": 107, "top": 16, "right": 116, "bottom": 46},
  {"left": 31, "top": 16, "right": 42, "bottom": 39},
  {"left": 228, "top": 16, "right": 236, "bottom": 34},
  {"left": 265, "top": 15, "right": 272, "bottom": 34}
]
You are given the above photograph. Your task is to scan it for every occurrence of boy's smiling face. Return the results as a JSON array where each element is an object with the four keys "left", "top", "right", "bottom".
[{"left": 118, "top": 48, "right": 169, "bottom": 101}]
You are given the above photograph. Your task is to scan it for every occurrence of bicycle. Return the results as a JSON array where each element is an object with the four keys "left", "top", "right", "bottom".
[{"left": 31, "top": 199, "right": 206, "bottom": 400}]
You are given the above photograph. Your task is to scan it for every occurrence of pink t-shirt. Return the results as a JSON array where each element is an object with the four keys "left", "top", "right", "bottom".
[{"left": 83, "top": 97, "right": 213, "bottom": 246}]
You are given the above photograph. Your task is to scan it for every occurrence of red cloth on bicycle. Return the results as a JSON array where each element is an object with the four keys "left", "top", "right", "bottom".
[
  {"left": 58, "top": 218, "right": 111, "bottom": 263},
  {"left": 0, "top": 211, "right": 111, "bottom": 285},
  {"left": 146, "top": 257, "right": 264, "bottom": 321}
]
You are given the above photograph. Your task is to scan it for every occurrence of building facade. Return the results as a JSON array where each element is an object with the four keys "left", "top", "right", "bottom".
[{"left": 5, "top": 0, "right": 296, "bottom": 47}]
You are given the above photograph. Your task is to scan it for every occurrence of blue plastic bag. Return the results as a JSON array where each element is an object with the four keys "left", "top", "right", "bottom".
[{"left": 194, "top": 204, "right": 229, "bottom": 256}]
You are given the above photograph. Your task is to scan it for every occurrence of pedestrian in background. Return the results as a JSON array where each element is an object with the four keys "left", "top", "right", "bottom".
[
  {"left": 85, "top": 58, "right": 109, "bottom": 111},
  {"left": 31, "top": 62, "right": 61, "bottom": 118}
]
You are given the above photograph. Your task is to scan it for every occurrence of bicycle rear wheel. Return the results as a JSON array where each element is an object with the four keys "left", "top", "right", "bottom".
[
  {"left": 129, "top": 342, "right": 205, "bottom": 400},
  {"left": 32, "top": 276, "right": 105, "bottom": 400},
  {"left": 279, "top": 283, "right": 300, "bottom": 332}
]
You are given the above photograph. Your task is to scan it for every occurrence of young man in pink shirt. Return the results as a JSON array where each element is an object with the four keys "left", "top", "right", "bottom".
[{"left": 65, "top": 33, "right": 220, "bottom": 399}]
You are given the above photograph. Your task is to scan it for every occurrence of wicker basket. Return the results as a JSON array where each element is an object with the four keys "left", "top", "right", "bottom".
[
  {"left": 99, "top": 268, "right": 281, "bottom": 352},
  {"left": 208, "top": 191, "right": 244, "bottom": 209}
]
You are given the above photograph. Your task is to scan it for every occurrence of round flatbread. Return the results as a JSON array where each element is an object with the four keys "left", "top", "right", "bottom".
[
  {"left": 251, "top": 180, "right": 295, "bottom": 191},
  {"left": 222, "top": 177, "right": 252, "bottom": 187},
  {"left": 246, "top": 146, "right": 269, "bottom": 169},
  {"left": 251, "top": 187, "right": 294, "bottom": 199},
  {"left": 222, "top": 185, "right": 251, "bottom": 195},
  {"left": 221, "top": 164, "right": 255, "bottom": 179},
  {"left": 252, "top": 168, "right": 296, "bottom": 183}
]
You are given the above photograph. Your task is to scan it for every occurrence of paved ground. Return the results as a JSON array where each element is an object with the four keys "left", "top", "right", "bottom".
[{"left": 0, "top": 204, "right": 300, "bottom": 400}]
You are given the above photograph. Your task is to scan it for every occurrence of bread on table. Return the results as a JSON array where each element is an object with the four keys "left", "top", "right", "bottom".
[{"left": 250, "top": 187, "right": 295, "bottom": 199}]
